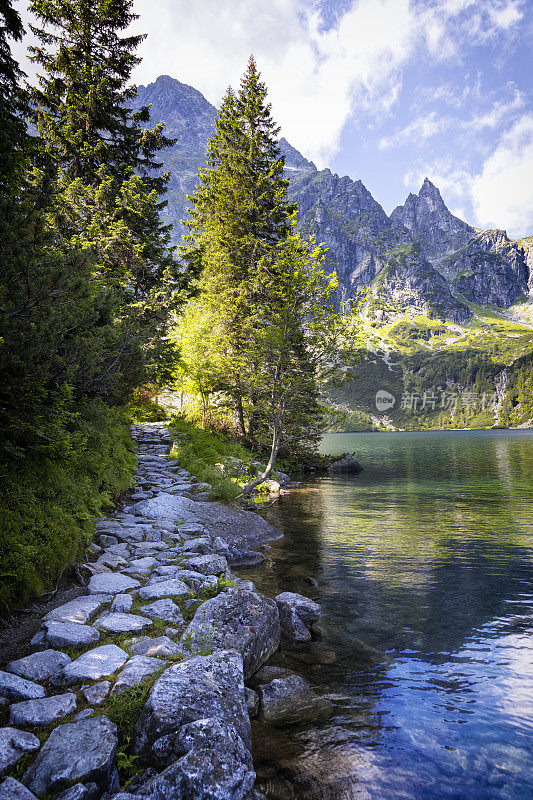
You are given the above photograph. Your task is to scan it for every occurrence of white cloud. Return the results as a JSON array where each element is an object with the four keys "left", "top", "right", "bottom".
[
  {"left": 465, "top": 88, "right": 524, "bottom": 131},
  {"left": 379, "top": 112, "right": 452, "bottom": 149},
  {"left": 472, "top": 114, "right": 533, "bottom": 237},
  {"left": 12, "top": 0, "right": 527, "bottom": 169},
  {"left": 487, "top": 0, "right": 523, "bottom": 29}
]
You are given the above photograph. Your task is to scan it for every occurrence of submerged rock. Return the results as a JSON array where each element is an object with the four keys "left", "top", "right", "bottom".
[
  {"left": 181, "top": 590, "right": 280, "bottom": 678},
  {"left": 257, "top": 675, "right": 332, "bottom": 727},
  {"left": 327, "top": 454, "right": 363, "bottom": 474},
  {"left": 275, "top": 592, "right": 321, "bottom": 642}
]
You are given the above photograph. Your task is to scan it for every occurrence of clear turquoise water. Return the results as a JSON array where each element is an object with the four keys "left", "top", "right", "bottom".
[{"left": 249, "top": 430, "right": 533, "bottom": 800}]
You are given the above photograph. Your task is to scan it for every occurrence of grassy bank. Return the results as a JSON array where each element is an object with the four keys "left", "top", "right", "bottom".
[
  {"left": 0, "top": 400, "right": 135, "bottom": 615},
  {"left": 167, "top": 417, "right": 261, "bottom": 501}
]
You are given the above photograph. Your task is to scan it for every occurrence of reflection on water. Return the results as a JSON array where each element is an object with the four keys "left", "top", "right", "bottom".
[{"left": 245, "top": 430, "right": 533, "bottom": 800}]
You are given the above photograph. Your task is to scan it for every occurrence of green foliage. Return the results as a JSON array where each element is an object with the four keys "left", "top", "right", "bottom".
[
  {"left": 178, "top": 57, "right": 343, "bottom": 484},
  {"left": 0, "top": 401, "right": 135, "bottom": 612},
  {"left": 169, "top": 416, "right": 255, "bottom": 501},
  {"left": 0, "top": 0, "right": 181, "bottom": 611},
  {"left": 127, "top": 399, "right": 167, "bottom": 423},
  {"left": 325, "top": 313, "right": 533, "bottom": 431},
  {"left": 199, "top": 574, "right": 238, "bottom": 599}
]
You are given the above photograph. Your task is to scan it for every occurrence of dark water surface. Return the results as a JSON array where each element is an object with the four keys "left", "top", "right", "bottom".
[{"left": 246, "top": 430, "right": 533, "bottom": 800}]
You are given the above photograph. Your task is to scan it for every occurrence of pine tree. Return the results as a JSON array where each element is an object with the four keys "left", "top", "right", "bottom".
[
  {"left": 0, "top": 0, "right": 28, "bottom": 188},
  {"left": 29, "top": 0, "right": 170, "bottom": 190},
  {"left": 29, "top": 0, "right": 177, "bottom": 401},
  {"left": 185, "top": 57, "right": 295, "bottom": 436}
]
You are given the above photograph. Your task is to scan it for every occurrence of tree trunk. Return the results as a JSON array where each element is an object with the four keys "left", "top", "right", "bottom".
[
  {"left": 241, "top": 420, "right": 281, "bottom": 498},
  {"left": 235, "top": 396, "right": 246, "bottom": 438}
]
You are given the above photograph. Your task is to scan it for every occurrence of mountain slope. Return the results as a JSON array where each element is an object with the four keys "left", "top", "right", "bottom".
[{"left": 135, "top": 75, "right": 531, "bottom": 327}]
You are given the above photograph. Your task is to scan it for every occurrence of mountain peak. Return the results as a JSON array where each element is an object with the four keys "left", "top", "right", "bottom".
[{"left": 390, "top": 178, "right": 475, "bottom": 262}]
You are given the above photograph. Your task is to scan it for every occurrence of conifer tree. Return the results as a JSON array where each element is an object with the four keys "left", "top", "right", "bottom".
[
  {"left": 29, "top": 0, "right": 177, "bottom": 400},
  {"left": 185, "top": 57, "right": 295, "bottom": 436},
  {"left": 0, "top": 0, "right": 28, "bottom": 189}
]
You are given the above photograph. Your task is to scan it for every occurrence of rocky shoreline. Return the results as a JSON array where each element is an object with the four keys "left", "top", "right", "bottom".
[{"left": 0, "top": 423, "right": 326, "bottom": 800}]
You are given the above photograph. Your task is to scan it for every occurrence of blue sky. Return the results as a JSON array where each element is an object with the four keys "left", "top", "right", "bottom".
[{"left": 14, "top": 0, "right": 533, "bottom": 237}]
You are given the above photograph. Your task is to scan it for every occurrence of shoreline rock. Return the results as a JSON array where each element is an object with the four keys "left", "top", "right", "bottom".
[{"left": 0, "top": 422, "right": 320, "bottom": 800}]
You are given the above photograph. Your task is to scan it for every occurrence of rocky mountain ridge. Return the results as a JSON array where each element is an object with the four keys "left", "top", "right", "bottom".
[{"left": 134, "top": 75, "right": 532, "bottom": 324}]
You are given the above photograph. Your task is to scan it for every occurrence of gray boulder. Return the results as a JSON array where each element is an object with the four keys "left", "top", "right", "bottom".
[
  {"left": 56, "top": 784, "right": 98, "bottom": 800},
  {"left": 123, "top": 557, "right": 157, "bottom": 577},
  {"left": 23, "top": 716, "right": 117, "bottom": 796},
  {"left": 111, "top": 656, "right": 164, "bottom": 696},
  {"left": 87, "top": 573, "right": 140, "bottom": 595},
  {"left": 54, "top": 645, "right": 129, "bottom": 686},
  {"left": 93, "top": 613, "right": 152, "bottom": 634},
  {"left": 43, "top": 597, "right": 108, "bottom": 625},
  {"left": 139, "top": 599, "right": 184, "bottom": 624},
  {"left": 131, "top": 747, "right": 255, "bottom": 800},
  {"left": 257, "top": 675, "right": 332, "bottom": 726},
  {"left": 178, "top": 537, "right": 213, "bottom": 555},
  {"left": 130, "top": 493, "right": 281, "bottom": 549},
  {"left": 43, "top": 621, "right": 100, "bottom": 649},
  {"left": 180, "top": 554, "right": 228, "bottom": 576},
  {"left": 151, "top": 717, "right": 252, "bottom": 770},
  {"left": 245, "top": 688, "right": 259, "bottom": 717},
  {"left": 96, "top": 553, "right": 127, "bottom": 570},
  {"left": 0, "top": 672, "right": 45, "bottom": 701},
  {"left": 110, "top": 594, "right": 133, "bottom": 613},
  {"left": 6, "top": 650, "right": 71, "bottom": 683},
  {"left": 226, "top": 549, "right": 264, "bottom": 569},
  {"left": 0, "top": 728, "right": 40, "bottom": 777},
  {"left": 129, "top": 637, "right": 181, "bottom": 658},
  {"left": 275, "top": 592, "right": 321, "bottom": 642},
  {"left": 138, "top": 579, "right": 189, "bottom": 601},
  {"left": 0, "top": 778, "right": 38, "bottom": 799},
  {"left": 9, "top": 693, "right": 77, "bottom": 728},
  {"left": 181, "top": 590, "right": 280, "bottom": 678},
  {"left": 81, "top": 681, "right": 111, "bottom": 707},
  {"left": 135, "top": 651, "right": 250, "bottom": 760},
  {"left": 327, "top": 454, "right": 363, "bottom": 474}
]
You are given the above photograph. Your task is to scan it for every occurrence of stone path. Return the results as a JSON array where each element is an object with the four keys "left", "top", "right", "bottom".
[{"left": 0, "top": 423, "right": 323, "bottom": 800}]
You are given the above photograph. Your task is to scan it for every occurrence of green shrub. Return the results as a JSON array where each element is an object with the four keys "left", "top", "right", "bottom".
[
  {"left": 168, "top": 416, "right": 259, "bottom": 501},
  {"left": 0, "top": 399, "right": 135, "bottom": 614}
]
